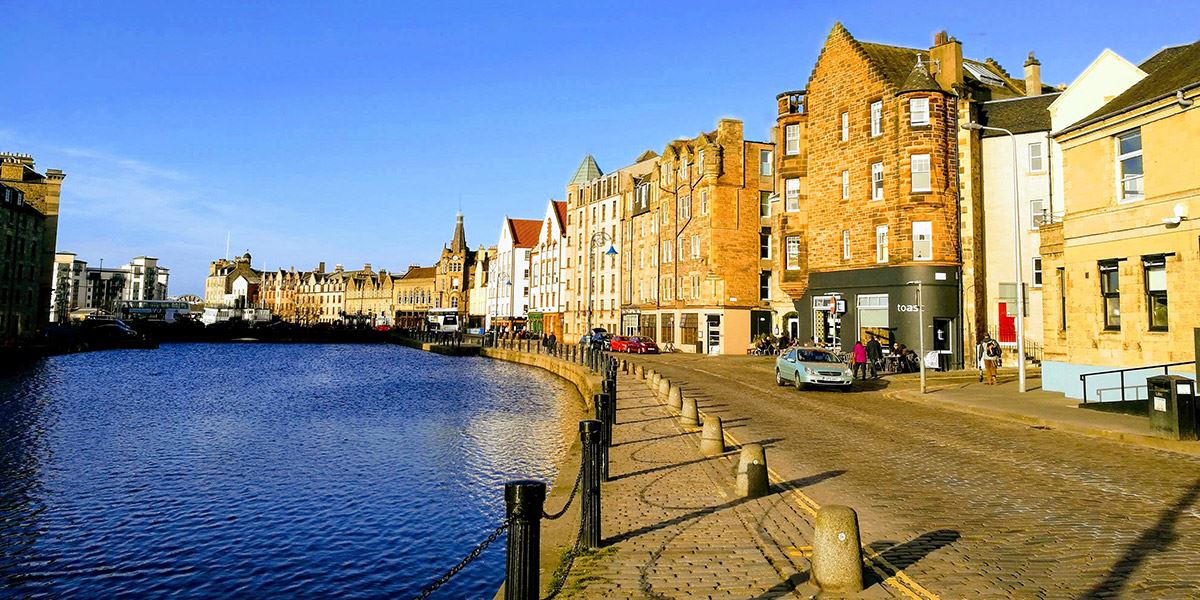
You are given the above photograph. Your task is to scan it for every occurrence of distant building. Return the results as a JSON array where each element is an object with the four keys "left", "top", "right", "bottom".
[
  {"left": 49, "top": 253, "right": 170, "bottom": 319},
  {"left": 343, "top": 265, "right": 396, "bottom": 326},
  {"left": 467, "top": 246, "right": 495, "bottom": 329},
  {"left": 433, "top": 214, "right": 477, "bottom": 322},
  {"left": 50, "top": 252, "right": 88, "bottom": 323},
  {"left": 0, "top": 153, "right": 64, "bottom": 339},
  {"left": 486, "top": 217, "right": 540, "bottom": 331},
  {"left": 395, "top": 264, "right": 436, "bottom": 329},
  {"left": 528, "top": 199, "right": 567, "bottom": 337},
  {"left": 205, "top": 253, "right": 261, "bottom": 308}
]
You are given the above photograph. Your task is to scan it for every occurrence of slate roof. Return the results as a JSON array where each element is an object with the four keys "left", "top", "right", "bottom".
[
  {"left": 897, "top": 57, "right": 943, "bottom": 94},
  {"left": 1067, "top": 39, "right": 1200, "bottom": 133},
  {"left": 978, "top": 93, "right": 1061, "bottom": 137},
  {"left": 855, "top": 39, "right": 1024, "bottom": 98},
  {"left": 509, "top": 218, "right": 542, "bottom": 248},
  {"left": 568, "top": 155, "right": 602, "bottom": 185}
]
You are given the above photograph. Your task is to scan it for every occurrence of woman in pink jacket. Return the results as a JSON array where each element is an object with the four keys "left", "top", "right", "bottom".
[{"left": 852, "top": 340, "right": 868, "bottom": 380}]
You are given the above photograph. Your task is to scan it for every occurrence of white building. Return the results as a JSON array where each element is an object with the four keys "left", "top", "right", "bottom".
[
  {"left": 485, "top": 217, "right": 539, "bottom": 331},
  {"left": 51, "top": 253, "right": 171, "bottom": 318},
  {"left": 50, "top": 252, "right": 88, "bottom": 322},
  {"left": 528, "top": 199, "right": 568, "bottom": 337}
]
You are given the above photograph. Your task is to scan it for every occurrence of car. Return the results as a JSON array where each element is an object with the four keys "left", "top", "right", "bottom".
[
  {"left": 609, "top": 335, "right": 632, "bottom": 352},
  {"left": 775, "top": 347, "right": 853, "bottom": 390},
  {"left": 626, "top": 336, "right": 659, "bottom": 354}
]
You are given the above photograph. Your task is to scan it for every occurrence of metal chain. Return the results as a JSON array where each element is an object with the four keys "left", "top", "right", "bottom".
[
  {"left": 542, "top": 468, "right": 584, "bottom": 520},
  {"left": 412, "top": 516, "right": 512, "bottom": 600},
  {"left": 543, "top": 502, "right": 587, "bottom": 599}
]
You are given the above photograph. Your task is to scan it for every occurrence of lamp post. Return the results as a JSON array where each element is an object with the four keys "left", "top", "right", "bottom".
[
  {"left": 906, "top": 280, "right": 926, "bottom": 394},
  {"left": 962, "top": 121, "right": 1026, "bottom": 393},
  {"left": 586, "top": 230, "right": 617, "bottom": 337}
]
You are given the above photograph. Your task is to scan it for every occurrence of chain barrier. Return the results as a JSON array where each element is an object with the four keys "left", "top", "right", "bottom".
[
  {"left": 543, "top": 502, "right": 586, "bottom": 599},
  {"left": 412, "top": 516, "right": 512, "bottom": 600},
  {"left": 541, "top": 468, "right": 583, "bottom": 520}
]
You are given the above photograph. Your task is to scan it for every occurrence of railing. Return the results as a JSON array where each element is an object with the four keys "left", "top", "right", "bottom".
[
  {"left": 1079, "top": 361, "right": 1192, "bottom": 404},
  {"left": 411, "top": 342, "right": 618, "bottom": 599}
]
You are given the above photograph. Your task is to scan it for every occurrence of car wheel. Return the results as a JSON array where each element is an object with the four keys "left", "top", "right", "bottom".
[
  {"left": 795, "top": 373, "right": 803, "bottom": 390},
  {"left": 775, "top": 369, "right": 786, "bottom": 386}
]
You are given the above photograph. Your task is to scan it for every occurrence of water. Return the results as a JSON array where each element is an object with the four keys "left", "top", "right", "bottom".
[{"left": 0, "top": 343, "right": 576, "bottom": 598}]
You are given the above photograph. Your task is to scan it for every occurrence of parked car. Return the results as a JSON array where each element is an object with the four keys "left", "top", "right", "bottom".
[
  {"left": 609, "top": 335, "right": 632, "bottom": 352},
  {"left": 626, "top": 336, "right": 659, "bottom": 354},
  {"left": 775, "top": 347, "right": 852, "bottom": 390}
]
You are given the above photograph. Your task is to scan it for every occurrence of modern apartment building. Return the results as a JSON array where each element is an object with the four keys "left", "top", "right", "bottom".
[{"left": 50, "top": 252, "right": 88, "bottom": 323}]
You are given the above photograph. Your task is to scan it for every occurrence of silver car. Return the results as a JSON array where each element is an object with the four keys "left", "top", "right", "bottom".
[{"left": 775, "top": 347, "right": 853, "bottom": 390}]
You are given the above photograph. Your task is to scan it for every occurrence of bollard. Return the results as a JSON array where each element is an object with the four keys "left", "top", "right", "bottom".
[
  {"left": 667, "top": 384, "right": 683, "bottom": 410},
  {"left": 812, "top": 505, "right": 864, "bottom": 593},
  {"left": 638, "top": 365, "right": 646, "bottom": 380},
  {"left": 604, "top": 387, "right": 616, "bottom": 440},
  {"left": 504, "top": 480, "right": 546, "bottom": 600},
  {"left": 680, "top": 394, "right": 700, "bottom": 427},
  {"left": 621, "top": 359, "right": 628, "bottom": 373},
  {"left": 735, "top": 444, "right": 769, "bottom": 498},
  {"left": 579, "top": 420, "right": 602, "bottom": 549},
  {"left": 700, "top": 416, "right": 725, "bottom": 456},
  {"left": 593, "top": 394, "right": 611, "bottom": 481},
  {"left": 657, "top": 378, "right": 671, "bottom": 403}
]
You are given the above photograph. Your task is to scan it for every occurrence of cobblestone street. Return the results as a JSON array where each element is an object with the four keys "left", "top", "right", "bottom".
[{"left": 622, "top": 354, "right": 1200, "bottom": 599}]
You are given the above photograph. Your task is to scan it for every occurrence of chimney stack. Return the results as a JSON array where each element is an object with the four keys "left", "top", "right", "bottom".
[
  {"left": 1024, "top": 52, "right": 1042, "bottom": 97},
  {"left": 317, "top": 261, "right": 326, "bottom": 272},
  {"left": 930, "top": 31, "right": 963, "bottom": 91}
]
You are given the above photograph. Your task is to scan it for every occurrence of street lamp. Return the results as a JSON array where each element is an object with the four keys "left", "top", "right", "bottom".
[
  {"left": 962, "top": 121, "right": 1027, "bottom": 393},
  {"left": 906, "top": 280, "right": 926, "bottom": 394},
  {"left": 586, "top": 230, "right": 617, "bottom": 337}
]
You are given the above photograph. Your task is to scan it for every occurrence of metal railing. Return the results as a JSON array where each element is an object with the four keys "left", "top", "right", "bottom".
[{"left": 1079, "top": 361, "right": 1192, "bottom": 404}]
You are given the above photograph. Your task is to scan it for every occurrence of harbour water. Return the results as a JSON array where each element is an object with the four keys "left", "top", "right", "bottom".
[{"left": 0, "top": 343, "right": 575, "bottom": 598}]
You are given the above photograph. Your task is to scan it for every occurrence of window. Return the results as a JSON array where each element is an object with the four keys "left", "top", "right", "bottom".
[
  {"left": 691, "top": 235, "right": 700, "bottom": 259},
  {"left": 700, "top": 190, "right": 709, "bottom": 215},
  {"left": 680, "top": 156, "right": 688, "bottom": 180},
  {"left": 875, "top": 225, "right": 888, "bottom": 263},
  {"left": 785, "top": 179, "right": 800, "bottom": 211},
  {"left": 1099, "top": 260, "right": 1120, "bottom": 330},
  {"left": 841, "top": 170, "right": 849, "bottom": 199},
  {"left": 913, "top": 221, "right": 932, "bottom": 260},
  {"left": 840, "top": 111, "right": 849, "bottom": 141},
  {"left": 871, "top": 162, "right": 884, "bottom": 200},
  {"left": 1028, "top": 142, "right": 1045, "bottom": 173},
  {"left": 698, "top": 149, "right": 704, "bottom": 172},
  {"left": 760, "top": 150, "right": 773, "bottom": 176},
  {"left": 870, "top": 101, "right": 882, "bottom": 136},
  {"left": 842, "top": 230, "right": 851, "bottom": 260},
  {"left": 909, "top": 97, "right": 929, "bottom": 126},
  {"left": 691, "top": 275, "right": 700, "bottom": 298},
  {"left": 661, "top": 204, "right": 668, "bottom": 224},
  {"left": 785, "top": 236, "right": 801, "bottom": 270},
  {"left": 785, "top": 124, "right": 800, "bottom": 155},
  {"left": 759, "top": 191, "right": 771, "bottom": 218},
  {"left": 1144, "top": 256, "right": 1168, "bottom": 331},
  {"left": 910, "top": 154, "right": 931, "bottom": 193},
  {"left": 679, "top": 195, "right": 691, "bottom": 221},
  {"left": 1032, "top": 257, "right": 1042, "bottom": 286},
  {"left": 662, "top": 241, "right": 672, "bottom": 263},
  {"left": 1116, "top": 129, "right": 1143, "bottom": 201},
  {"left": 1031, "top": 199, "right": 1047, "bottom": 228},
  {"left": 760, "top": 271, "right": 771, "bottom": 301},
  {"left": 760, "top": 232, "right": 771, "bottom": 259},
  {"left": 1057, "top": 267, "right": 1067, "bottom": 331}
]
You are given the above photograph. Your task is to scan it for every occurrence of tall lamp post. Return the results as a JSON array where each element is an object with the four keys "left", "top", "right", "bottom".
[
  {"left": 962, "top": 122, "right": 1026, "bottom": 393},
  {"left": 585, "top": 230, "right": 617, "bottom": 337},
  {"left": 906, "top": 280, "right": 926, "bottom": 394}
]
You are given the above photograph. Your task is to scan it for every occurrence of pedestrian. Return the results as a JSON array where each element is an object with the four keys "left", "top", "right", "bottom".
[
  {"left": 982, "top": 337, "right": 1001, "bottom": 385},
  {"left": 548, "top": 332, "right": 557, "bottom": 350},
  {"left": 778, "top": 333, "right": 790, "bottom": 350},
  {"left": 975, "top": 333, "right": 993, "bottom": 383},
  {"left": 865, "top": 334, "right": 883, "bottom": 379},
  {"left": 852, "top": 340, "right": 868, "bottom": 380}
]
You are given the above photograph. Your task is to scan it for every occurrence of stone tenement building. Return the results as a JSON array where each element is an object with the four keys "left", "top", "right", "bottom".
[
  {"left": 205, "top": 253, "right": 261, "bottom": 308},
  {"left": 1041, "top": 38, "right": 1200, "bottom": 398},
  {"left": 0, "top": 153, "right": 64, "bottom": 338},
  {"left": 433, "top": 213, "right": 477, "bottom": 323},
  {"left": 623, "top": 119, "right": 774, "bottom": 355},
  {"left": 343, "top": 265, "right": 396, "bottom": 325},
  {"left": 395, "top": 265, "right": 435, "bottom": 329},
  {"left": 776, "top": 24, "right": 1047, "bottom": 366},
  {"left": 261, "top": 267, "right": 303, "bottom": 322}
]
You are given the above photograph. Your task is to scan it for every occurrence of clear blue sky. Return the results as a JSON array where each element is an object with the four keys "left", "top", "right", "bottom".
[{"left": 5, "top": 1, "right": 1196, "bottom": 295}]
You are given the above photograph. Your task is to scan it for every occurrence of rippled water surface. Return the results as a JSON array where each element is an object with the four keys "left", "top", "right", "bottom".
[{"left": 0, "top": 343, "right": 574, "bottom": 598}]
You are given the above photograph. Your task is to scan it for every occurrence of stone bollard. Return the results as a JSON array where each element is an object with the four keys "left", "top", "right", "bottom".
[
  {"left": 667, "top": 384, "right": 683, "bottom": 410},
  {"left": 700, "top": 416, "right": 725, "bottom": 456},
  {"left": 657, "top": 378, "right": 671, "bottom": 402},
  {"left": 735, "top": 444, "right": 769, "bottom": 498},
  {"left": 637, "top": 365, "right": 645, "bottom": 379},
  {"left": 680, "top": 395, "right": 700, "bottom": 427},
  {"left": 811, "top": 505, "right": 864, "bottom": 593}
]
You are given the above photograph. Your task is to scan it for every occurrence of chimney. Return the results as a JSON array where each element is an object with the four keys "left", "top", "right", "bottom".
[
  {"left": 317, "top": 261, "right": 326, "bottom": 272},
  {"left": 335, "top": 264, "right": 344, "bottom": 272},
  {"left": 363, "top": 263, "right": 372, "bottom": 272},
  {"left": 930, "top": 31, "right": 963, "bottom": 91},
  {"left": 1024, "top": 52, "right": 1042, "bottom": 97}
]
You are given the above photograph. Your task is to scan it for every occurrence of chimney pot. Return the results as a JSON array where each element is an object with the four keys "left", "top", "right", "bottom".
[{"left": 934, "top": 31, "right": 949, "bottom": 46}]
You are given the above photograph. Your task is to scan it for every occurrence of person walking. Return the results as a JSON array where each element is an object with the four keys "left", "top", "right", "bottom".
[
  {"left": 865, "top": 334, "right": 883, "bottom": 379},
  {"left": 982, "top": 336, "right": 1001, "bottom": 385},
  {"left": 852, "top": 340, "right": 868, "bottom": 380},
  {"left": 975, "top": 333, "right": 993, "bottom": 383}
]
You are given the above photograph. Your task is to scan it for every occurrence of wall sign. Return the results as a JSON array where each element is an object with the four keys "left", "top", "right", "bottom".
[{"left": 897, "top": 304, "right": 920, "bottom": 312}]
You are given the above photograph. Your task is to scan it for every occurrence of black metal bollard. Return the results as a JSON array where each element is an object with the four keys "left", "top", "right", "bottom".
[
  {"left": 505, "top": 480, "right": 546, "bottom": 600},
  {"left": 579, "top": 420, "right": 602, "bottom": 549},
  {"left": 593, "top": 393, "right": 610, "bottom": 481}
]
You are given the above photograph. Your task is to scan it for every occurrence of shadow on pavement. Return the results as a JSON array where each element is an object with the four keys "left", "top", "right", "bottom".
[
  {"left": 863, "top": 529, "right": 961, "bottom": 588},
  {"left": 1078, "top": 477, "right": 1200, "bottom": 599}
]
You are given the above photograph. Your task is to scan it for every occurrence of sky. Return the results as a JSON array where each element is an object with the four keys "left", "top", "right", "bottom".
[{"left": 5, "top": 1, "right": 1197, "bottom": 295}]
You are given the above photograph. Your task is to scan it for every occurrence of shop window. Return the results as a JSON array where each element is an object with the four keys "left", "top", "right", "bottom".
[{"left": 681, "top": 313, "right": 698, "bottom": 345}]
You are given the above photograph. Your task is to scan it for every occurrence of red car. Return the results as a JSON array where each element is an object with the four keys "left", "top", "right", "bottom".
[
  {"left": 608, "top": 335, "right": 633, "bottom": 352},
  {"left": 626, "top": 336, "right": 659, "bottom": 354}
]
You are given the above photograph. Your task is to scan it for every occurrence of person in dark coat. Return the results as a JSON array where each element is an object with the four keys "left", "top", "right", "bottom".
[{"left": 865, "top": 334, "right": 883, "bottom": 378}]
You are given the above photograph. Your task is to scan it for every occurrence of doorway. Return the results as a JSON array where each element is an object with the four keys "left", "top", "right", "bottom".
[{"left": 705, "top": 314, "right": 721, "bottom": 355}]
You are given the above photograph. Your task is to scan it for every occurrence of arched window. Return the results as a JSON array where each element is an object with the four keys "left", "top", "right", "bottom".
[{"left": 451, "top": 296, "right": 459, "bottom": 308}]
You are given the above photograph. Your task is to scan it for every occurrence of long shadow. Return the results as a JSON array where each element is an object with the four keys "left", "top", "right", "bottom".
[
  {"left": 862, "top": 529, "right": 960, "bottom": 587},
  {"left": 605, "top": 473, "right": 845, "bottom": 545},
  {"left": 610, "top": 453, "right": 722, "bottom": 481},
  {"left": 617, "top": 403, "right": 665, "bottom": 412},
  {"left": 614, "top": 430, "right": 691, "bottom": 447},
  {"left": 620, "top": 415, "right": 675, "bottom": 425},
  {"left": 1078, "top": 477, "right": 1200, "bottom": 599},
  {"left": 769, "top": 469, "right": 845, "bottom": 495}
]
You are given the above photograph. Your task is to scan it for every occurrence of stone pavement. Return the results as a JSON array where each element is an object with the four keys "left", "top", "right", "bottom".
[
  {"left": 626, "top": 353, "right": 1200, "bottom": 599},
  {"left": 557, "top": 368, "right": 908, "bottom": 599}
]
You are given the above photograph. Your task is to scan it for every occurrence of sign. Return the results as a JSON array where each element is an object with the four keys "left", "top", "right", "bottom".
[
  {"left": 897, "top": 304, "right": 921, "bottom": 312},
  {"left": 1177, "top": 383, "right": 1191, "bottom": 396},
  {"left": 813, "top": 296, "right": 836, "bottom": 311},
  {"left": 835, "top": 299, "right": 847, "bottom": 313},
  {"left": 1153, "top": 395, "right": 1167, "bottom": 412}
]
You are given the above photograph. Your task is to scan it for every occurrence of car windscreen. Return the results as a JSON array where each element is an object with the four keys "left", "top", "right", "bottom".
[{"left": 796, "top": 349, "right": 840, "bottom": 363}]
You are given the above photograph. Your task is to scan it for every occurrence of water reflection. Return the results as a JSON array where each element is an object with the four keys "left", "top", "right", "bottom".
[{"left": 0, "top": 343, "right": 573, "bottom": 598}]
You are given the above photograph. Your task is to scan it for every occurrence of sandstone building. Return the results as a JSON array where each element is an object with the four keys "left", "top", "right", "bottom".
[
  {"left": 0, "top": 153, "right": 63, "bottom": 339},
  {"left": 433, "top": 213, "right": 476, "bottom": 324}
]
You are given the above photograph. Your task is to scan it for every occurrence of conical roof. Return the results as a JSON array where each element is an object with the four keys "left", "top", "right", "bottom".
[
  {"left": 567, "top": 155, "right": 602, "bottom": 185},
  {"left": 448, "top": 212, "right": 467, "bottom": 253},
  {"left": 898, "top": 56, "right": 944, "bottom": 94}
]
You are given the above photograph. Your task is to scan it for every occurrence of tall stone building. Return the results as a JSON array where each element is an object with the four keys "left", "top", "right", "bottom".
[
  {"left": 433, "top": 213, "right": 476, "bottom": 319},
  {"left": 776, "top": 24, "right": 1041, "bottom": 365},
  {"left": 261, "top": 267, "right": 303, "bottom": 322},
  {"left": 0, "top": 153, "right": 64, "bottom": 336},
  {"left": 395, "top": 265, "right": 436, "bottom": 329},
  {"left": 205, "top": 253, "right": 261, "bottom": 308}
]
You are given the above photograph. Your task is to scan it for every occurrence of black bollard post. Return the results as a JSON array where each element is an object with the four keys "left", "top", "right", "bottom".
[
  {"left": 504, "top": 480, "right": 546, "bottom": 600},
  {"left": 579, "top": 420, "right": 602, "bottom": 549},
  {"left": 593, "top": 393, "right": 611, "bottom": 481}
]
